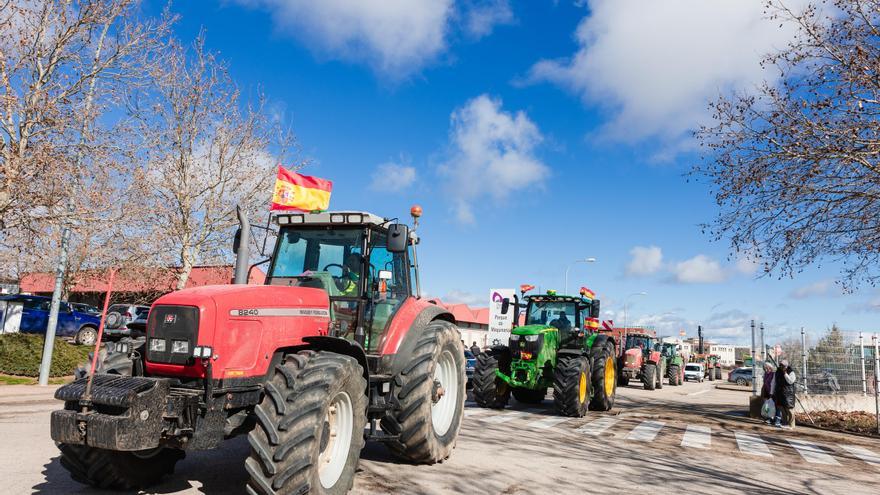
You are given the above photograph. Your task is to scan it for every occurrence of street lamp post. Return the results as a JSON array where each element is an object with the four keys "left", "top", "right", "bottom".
[{"left": 564, "top": 257, "right": 596, "bottom": 295}]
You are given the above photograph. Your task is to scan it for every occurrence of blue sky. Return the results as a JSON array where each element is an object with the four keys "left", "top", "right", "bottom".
[{"left": 148, "top": 0, "right": 879, "bottom": 344}]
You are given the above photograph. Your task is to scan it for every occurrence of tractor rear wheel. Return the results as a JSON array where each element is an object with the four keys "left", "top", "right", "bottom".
[
  {"left": 588, "top": 343, "right": 617, "bottom": 411},
  {"left": 57, "top": 444, "right": 184, "bottom": 490},
  {"left": 656, "top": 363, "right": 664, "bottom": 389},
  {"left": 473, "top": 350, "right": 511, "bottom": 409},
  {"left": 708, "top": 369, "right": 715, "bottom": 381},
  {"left": 668, "top": 365, "right": 681, "bottom": 386},
  {"left": 246, "top": 351, "right": 367, "bottom": 495},
  {"left": 553, "top": 355, "right": 591, "bottom": 417},
  {"left": 382, "top": 320, "right": 465, "bottom": 464},
  {"left": 715, "top": 368, "right": 722, "bottom": 380},
  {"left": 643, "top": 364, "right": 656, "bottom": 390},
  {"left": 512, "top": 387, "right": 546, "bottom": 404}
]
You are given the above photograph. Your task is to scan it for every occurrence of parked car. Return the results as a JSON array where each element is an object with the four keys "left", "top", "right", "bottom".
[
  {"left": 0, "top": 294, "right": 101, "bottom": 345},
  {"left": 727, "top": 367, "right": 753, "bottom": 386},
  {"left": 102, "top": 304, "right": 150, "bottom": 339},
  {"left": 464, "top": 350, "right": 477, "bottom": 388},
  {"left": 70, "top": 302, "right": 101, "bottom": 315},
  {"left": 683, "top": 363, "right": 704, "bottom": 382}
]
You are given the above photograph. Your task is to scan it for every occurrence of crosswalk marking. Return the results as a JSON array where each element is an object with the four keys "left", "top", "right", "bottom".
[
  {"left": 841, "top": 445, "right": 880, "bottom": 467},
  {"left": 481, "top": 410, "right": 527, "bottom": 424},
  {"left": 681, "top": 425, "right": 711, "bottom": 449},
  {"left": 575, "top": 416, "right": 619, "bottom": 436},
  {"left": 627, "top": 420, "right": 665, "bottom": 442},
  {"left": 787, "top": 439, "right": 839, "bottom": 465},
  {"left": 735, "top": 432, "right": 772, "bottom": 457},
  {"left": 526, "top": 416, "right": 571, "bottom": 429},
  {"left": 463, "top": 408, "right": 492, "bottom": 417}
]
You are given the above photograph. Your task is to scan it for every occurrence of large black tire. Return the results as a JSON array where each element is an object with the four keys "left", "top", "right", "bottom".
[
  {"left": 668, "top": 365, "right": 681, "bottom": 386},
  {"left": 381, "top": 320, "right": 465, "bottom": 464},
  {"left": 246, "top": 351, "right": 367, "bottom": 495},
  {"left": 588, "top": 342, "right": 617, "bottom": 411},
  {"left": 74, "top": 326, "right": 98, "bottom": 346},
  {"left": 512, "top": 387, "right": 546, "bottom": 404},
  {"left": 472, "top": 349, "right": 511, "bottom": 409},
  {"left": 715, "top": 368, "right": 722, "bottom": 380},
  {"left": 553, "top": 355, "right": 591, "bottom": 417},
  {"left": 643, "top": 364, "right": 656, "bottom": 390},
  {"left": 57, "top": 444, "right": 184, "bottom": 490},
  {"left": 619, "top": 376, "right": 630, "bottom": 387},
  {"left": 708, "top": 369, "right": 715, "bottom": 381},
  {"left": 656, "top": 363, "right": 664, "bottom": 390}
]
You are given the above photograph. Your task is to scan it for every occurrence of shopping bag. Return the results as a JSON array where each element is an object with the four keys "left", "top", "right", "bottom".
[{"left": 761, "top": 398, "right": 776, "bottom": 419}]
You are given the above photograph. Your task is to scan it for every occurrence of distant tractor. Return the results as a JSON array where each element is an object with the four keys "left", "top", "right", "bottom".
[
  {"left": 618, "top": 328, "right": 665, "bottom": 390},
  {"left": 693, "top": 353, "right": 722, "bottom": 381},
  {"left": 473, "top": 289, "right": 617, "bottom": 417},
  {"left": 661, "top": 342, "right": 685, "bottom": 386},
  {"left": 50, "top": 207, "right": 466, "bottom": 493}
]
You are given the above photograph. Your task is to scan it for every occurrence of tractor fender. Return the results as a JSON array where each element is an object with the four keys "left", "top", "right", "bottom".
[
  {"left": 381, "top": 304, "right": 455, "bottom": 376},
  {"left": 590, "top": 333, "right": 614, "bottom": 351},
  {"left": 557, "top": 348, "right": 588, "bottom": 359},
  {"left": 299, "top": 335, "right": 370, "bottom": 386}
]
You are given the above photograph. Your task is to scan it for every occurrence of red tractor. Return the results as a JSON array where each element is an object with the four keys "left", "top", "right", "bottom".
[
  {"left": 616, "top": 328, "right": 665, "bottom": 390},
  {"left": 50, "top": 207, "right": 465, "bottom": 494}
]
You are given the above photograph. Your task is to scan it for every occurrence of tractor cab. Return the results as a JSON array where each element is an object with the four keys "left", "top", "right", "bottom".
[
  {"left": 265, "top": 211, "right": 417, "bottom": 352},
  {"left": 519, "top": 292, "right": 596, "bottom": 346}
]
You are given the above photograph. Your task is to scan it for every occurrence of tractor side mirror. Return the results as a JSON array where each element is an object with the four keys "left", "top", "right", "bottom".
[
  {"left": 501, "top": 297, "right": 510, "bottom": 315},
  {"left": 387, "top": 224, "right": 409, "bottom": 253},
  {"left": 233, "top": 227, "right": 242, "bottom": 254},
  {"left": 590, "top": 299, "right": 601, "bottom": 319},
  {"left": 378, "top": 270, "right": 392, "bottom": 280}
]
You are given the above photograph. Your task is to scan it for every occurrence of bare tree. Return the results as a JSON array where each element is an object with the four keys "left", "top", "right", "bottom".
[
  {"left": 135, "top": 35, "right": 295, "bottom": 289},
  {"left": 696, "top": 1, "right": 880, "bottom": 290}
]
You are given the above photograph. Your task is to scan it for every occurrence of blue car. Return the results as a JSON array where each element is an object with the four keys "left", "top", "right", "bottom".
[
  {"left": 464, "top": 350, "right": 477, "bottom": 388},
  {"left": 0, "top": 295, "right": 101, "bottom": 345}
]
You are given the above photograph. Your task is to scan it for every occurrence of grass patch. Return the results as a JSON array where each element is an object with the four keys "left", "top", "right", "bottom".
[
  {"left": 0, "top": 333, "right": 90, "bottom": 378},
  {"left": 0, "top": 374, "right": 73, "bottom": 385},
  {"left": 796, "top": 410, "right": 880, "bottom": 437}
]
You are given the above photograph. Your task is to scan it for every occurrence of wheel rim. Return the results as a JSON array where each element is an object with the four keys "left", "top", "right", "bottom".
[
  {"left": 81, "top": 329, "right": 96, "bottom": 345},
  {"left": 432, "top": 350, "right": 459, "bottom": 436},
  {"left": 318, "top": 390, "right": 354, "bottom": 489},
  {"left": 604, "top": 356, "right": 615, "bottom": 397},
  {"left": 578, "top": 371, "right": 588, "bottom": 403}
]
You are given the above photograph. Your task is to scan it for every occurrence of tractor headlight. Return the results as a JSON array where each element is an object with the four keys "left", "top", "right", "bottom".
[
  {"left": 171, "top": 340, "right": 189, "bottom": 354},
  {"left": 193, "top": 346, "right": 213, "bottom": 358},
  {"left": 524, "top": 334, "right": 540, "bottom": 342},
  {"left": 509, "top": 335, "right": 520, "bottom": 341},
  {"left": 149, "top": 338, "right": 166, "bottom": 352}
]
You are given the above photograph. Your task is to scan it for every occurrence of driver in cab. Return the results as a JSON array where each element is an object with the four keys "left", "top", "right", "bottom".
[
  {"left": 549, "top": 311, "right": 572, "bottom": 333},
  {"left": 339, "top": 253, "right": 362, "bottom": 296}
]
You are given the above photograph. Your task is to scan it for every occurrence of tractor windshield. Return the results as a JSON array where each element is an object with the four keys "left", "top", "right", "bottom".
[
  {"left": 269, "top": 227, "right": 365, "bottom": 296},
  {"left": 526, "top": 301, "right": 577, "bottom": 333},
  {"left": 625, "top": 335, "right": 652, "bottom": 351}
]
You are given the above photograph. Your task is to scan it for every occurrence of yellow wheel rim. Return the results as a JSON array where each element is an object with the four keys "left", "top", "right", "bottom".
[
  {"left": 578, "top": 372, "right": 588, "bottom": 403},
  {"left": 604, "top": 356, "right": 615, "bottom": 397}
]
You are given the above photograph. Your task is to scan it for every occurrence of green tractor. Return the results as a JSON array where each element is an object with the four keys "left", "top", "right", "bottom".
[
  {"left": 661, "top": 342, "right": 685, "bottom": 386},
  {"left": 472, "top": 289, "right": 617, "bottom": 417}
]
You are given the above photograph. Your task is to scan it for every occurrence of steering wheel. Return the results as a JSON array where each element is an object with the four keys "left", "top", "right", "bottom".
[
  {"left": 321, "top": 263, "right": 351, "bottom": 292},
  {"left": 322, "top": 263, "right": 346, "bottom": 276}
]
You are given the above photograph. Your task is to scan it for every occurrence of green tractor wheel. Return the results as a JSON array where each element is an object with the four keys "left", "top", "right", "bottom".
[
  {"left": 512, "top": 388, "right": 546, "bottom": 404},
  {"left": 473, "top": 350, "right": 511, "bottom": 409},
  {"left": 643, "top": 364, "right": 656, "bottom": 391},
  {"left": 668, "top": 364, "right": 681, "bottom": 386},
  {"left": 553, "top": 355, "right": 591, "bottom": 417},
  {"left": 588, "top": 342, "right": 617, "bottom": 411}
]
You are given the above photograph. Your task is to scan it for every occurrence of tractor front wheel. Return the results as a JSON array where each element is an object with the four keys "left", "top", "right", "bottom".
[
  {"left": 656, "top": 363, "right": 664, "bottom": 390},
  {"left": 512, "top": 388, "right": 546, "bottom": 404},
  {"left": 668, "top": 364, "right": 681, "bottom": 386},
  {"left": 588, "top": 343, "right": 617, "bottom": 411},
  {"left": 246, "top": 351, "right": 367, "bottom": 495},
  {"left": 473, "top": 350, "right": 511, "bottom": 409},
  {"left": 57, "top": 444, "right": 184, "bottom": 490},
  {"left": 382, "top": 320, "right": 465, "bottom": 464},
  {"left": 643, "top": 364, "right": 656, "bottom": 390},
  {"left": 554, "top": 356, "right": 591, "bottom": 417}
]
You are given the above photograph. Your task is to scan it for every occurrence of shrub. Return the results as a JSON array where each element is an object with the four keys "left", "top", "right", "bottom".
[{"left": 0, "top": 333, "right": 90, "bottom": 377}]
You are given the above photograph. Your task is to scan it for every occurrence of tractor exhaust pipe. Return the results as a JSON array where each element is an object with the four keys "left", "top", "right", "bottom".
[{"left": 233, "top": 205, "right": 250, "bottom": 284}]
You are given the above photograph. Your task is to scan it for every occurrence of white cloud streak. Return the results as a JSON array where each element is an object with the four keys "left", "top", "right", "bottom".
[
  {"left": 671, "top": 254, "right": 726, "bottom": 284},
  {"left": 369, "top": 162, "right": 417, "bottom": 192},
  {"left": 626, "top": 245, "right": 663, "bottom": 276}
]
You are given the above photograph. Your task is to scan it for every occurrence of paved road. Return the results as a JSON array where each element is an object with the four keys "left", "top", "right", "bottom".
[{"left": 2, "top": 380, "right": 879, "bottom": 494}]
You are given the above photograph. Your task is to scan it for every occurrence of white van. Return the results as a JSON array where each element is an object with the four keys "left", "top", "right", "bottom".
[{"left": 684, "top": 363, "right": 704, "bottom": 382}]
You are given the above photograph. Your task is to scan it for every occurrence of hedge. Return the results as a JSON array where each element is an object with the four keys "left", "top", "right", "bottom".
[{"left": 0, "top": 333, "right": 90, "bottom": 377}]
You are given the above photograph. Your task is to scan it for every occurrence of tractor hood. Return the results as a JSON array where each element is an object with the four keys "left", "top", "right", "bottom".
[
  {"left": 623, "top": 347, "right": 644, "bottom": 369},
  {"left": 511, "top": 324, "right": 557, "bottom": 336},
  {"left": 145, "top": 284, "right": 331, "bottom": 379}
]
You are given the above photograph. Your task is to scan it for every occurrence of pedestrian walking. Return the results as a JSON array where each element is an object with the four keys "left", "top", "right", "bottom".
[
  {"left": 772, "top": 359, "right": 797, "bottom": 429},
  {"left": 760, "top": 362, "right": 775, "bottom": 425},
  {"left": 470, "top": 341, "right": 481, "bottom": 356}
]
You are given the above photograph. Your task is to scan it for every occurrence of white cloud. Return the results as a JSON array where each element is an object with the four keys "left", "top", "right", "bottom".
[
  {"left": 236, "top": 0, "right": 513, "bottom": 78},
  {"left": 442, "top": 289, "right": 485, "bottom": 306},
  {"left": 440, "top": 94, "right": 549, "bottom": 223},
  {"left": 671, "top": 254, "right": 726, "bottom": 284},
  {"left": 528, "top": 0, "right": 810, "bottom": 143},
  {"left": 790, "top": 280, "right": 836, "bottom": 300},
  {"left": 633, "top": 308, "right": 757, "bottom": 344},
  {"left": 735, "top": 255, "right": 761, "bottom": 276},
  {"left": 626, "top": 246, "right": 663, "bottom": 276},
  {"left": 369, "top": 162, "right": 417, "bottom": 191}
]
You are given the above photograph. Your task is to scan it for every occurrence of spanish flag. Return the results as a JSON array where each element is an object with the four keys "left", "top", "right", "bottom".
[
  {"left": 585, "top": 317, "right": 600, "bottom": 330},
  {"left": 270, "top": 166, "right": 332, "bottom": 212},
  {"left": 579, "top": 287, "right": 596, "bottom": 299}
]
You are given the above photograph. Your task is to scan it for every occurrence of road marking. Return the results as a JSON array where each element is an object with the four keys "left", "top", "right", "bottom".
[
  {"left": 787, "top": 439, "right": 839, "bottom": 465},
  {"left": 626, "top": 420, "right": 665, "bottom": 442},
  {"left": 463, "top": 408, "right": 493, "bottom": 417},
  {"left": 735, "top": 432, "right": 772, "bottom": 457},
  {"left": 526, "top": 416, "right": 571, "bottom": 429},
  {"left": 481, "top": 410, "right": 527, "bottom": 424},
  {"left": 841, "top": 445, "right": 880, "bottom": 467},
  {"left": 575, "top": 416, "right": 619, "bottom": 436},
  {"left": 687, "top": 389, "right": 711, "bottom": 396},
  {"left": 681, "top": 424, "right": 711, "bottom": 449}
]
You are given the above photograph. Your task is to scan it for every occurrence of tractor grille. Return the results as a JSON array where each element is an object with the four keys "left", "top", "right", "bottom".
[
  {"left": 55, "top": 375, "right": 158, "bottom": 407},
  {"left": 146, "top": 305, "right": 199, "bottom": 365},
  {"left": 511, "top": 334, "right": 543, "bottom": 359}
]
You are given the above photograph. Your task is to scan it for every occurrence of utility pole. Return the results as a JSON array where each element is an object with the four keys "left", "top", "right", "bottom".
[
  {"left": 759, "top": 322, "right": 765, "bottom": 363},
  {"left": 750, "top": 320, "right": 757, "bottom": 396},
  {"left": 802, "top": 327, "right": 809, "bottom": 395},
  {"left": 860, "top": 332, "right": 867, "bottom": 397},
  {"left": 873, "top": 334, "right": 879, "bottom": 435}
]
